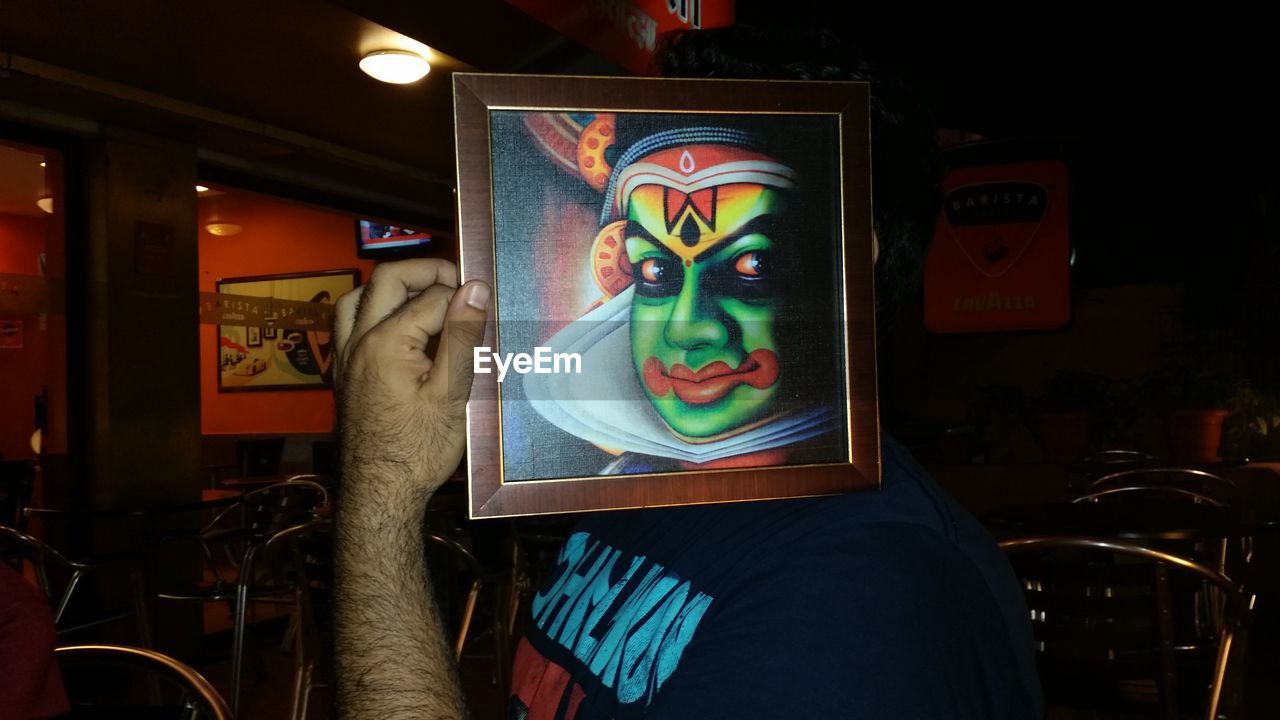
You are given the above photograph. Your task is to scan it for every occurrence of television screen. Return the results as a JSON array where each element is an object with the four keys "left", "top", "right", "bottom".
[{"left": 356, "top": 219, "right": 434, "bottom": 258}]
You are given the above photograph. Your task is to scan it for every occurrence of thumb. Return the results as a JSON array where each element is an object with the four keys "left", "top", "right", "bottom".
[{"left": 426, "top": 280, "right": 490, "bottom": 411}]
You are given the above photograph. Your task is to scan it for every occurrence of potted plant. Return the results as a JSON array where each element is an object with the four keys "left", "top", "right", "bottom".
[
  {"left": 1142, "top": 369, "right": 1232, "bottom": 463},
  {"left": 1223, "top": 382, "right": 1280, "bottom": 460},
  {"left": 1036, "top": 371, "right": 1135, "bottom": 464}
]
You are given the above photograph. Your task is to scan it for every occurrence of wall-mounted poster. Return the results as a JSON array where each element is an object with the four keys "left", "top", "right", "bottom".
[
  {"left": 454, "top": 73, "right": 879, "bottom": 518},
  {"left": 216, "top": 269, "right": 358, "bottom": 392},
  {"left": 924, "top": 160, "right": 1071, "bottom": 333}
]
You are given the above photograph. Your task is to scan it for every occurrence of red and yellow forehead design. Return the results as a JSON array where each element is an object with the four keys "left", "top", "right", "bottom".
[
  {"left": 614, "top": 144, "right": 795, "bottom": 263},
  {"left": 628, "top": 184, "right": 776, "bottom": 263}
]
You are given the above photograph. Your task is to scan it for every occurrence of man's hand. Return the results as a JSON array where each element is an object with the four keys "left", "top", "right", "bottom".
[
  {"left": 334, "top": 259, "right": 490, "bottom": 504},
  {"left": 332, "top": 258, "right": 489, "bottom": 720}
]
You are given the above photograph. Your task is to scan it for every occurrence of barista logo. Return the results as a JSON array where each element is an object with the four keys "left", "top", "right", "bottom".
[
  {"left": 944, "top": 182, "right": 1047, "bottom": 226},
  {"left": 942, "top": 182, "right": 1049, "bottom": 278}
]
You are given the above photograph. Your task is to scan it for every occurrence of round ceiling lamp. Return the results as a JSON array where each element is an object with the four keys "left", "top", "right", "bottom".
[
  {"left": 359, "top": 50, "right": 430, "bottom": 84},
  {"left": 205, "top": 222, "right": 243, "bottom": 236},
  {"left": 36, "top": 196, "right": 54, "bottom": 214}
]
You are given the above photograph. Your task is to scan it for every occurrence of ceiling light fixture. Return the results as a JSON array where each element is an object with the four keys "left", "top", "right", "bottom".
[
  {"left": 36, "top": 196, "right": 54, "bottom": 214},
  {"left": 195, "top": 184, "right": 209, "bottom": 193},
  {"left": 205, "top": 222, "right": 244, "bottom": 236},
  {"left": 39, "top": 161, "right": 47, "bottom": 168},
  {"left": 359, "top": 50, "right": 430, "bottom": 84}
]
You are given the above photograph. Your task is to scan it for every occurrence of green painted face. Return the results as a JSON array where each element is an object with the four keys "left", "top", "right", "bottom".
[{"left": 625, "top": 183, "right": 784, "bottom": 440}]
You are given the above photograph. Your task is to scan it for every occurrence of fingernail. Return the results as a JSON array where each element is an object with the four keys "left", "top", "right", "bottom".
[{"left": 462, "top": 282, "right": 490, "bottom": 311}]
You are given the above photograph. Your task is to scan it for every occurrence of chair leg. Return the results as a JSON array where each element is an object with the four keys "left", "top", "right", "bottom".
[
  {"left": 494, "top": 605, "right": 511, "bottom": 699},
  {"left": 130, "top": 566, "right": 154, "bottom": 648},
  {"left": 33, "top": 556, "right": 53, "bottom": 600},
  {"left": 280, "top": 608, "right": 298, "bottom": 652},
  {"left": 54, "top": 569, "right": 83, "bottom": 625},
  {"left": 230, "top": 576, "right": 251, "bottom": 714},
  {"left": 290, "top": 654, "right": 308, "bottom": 720}
]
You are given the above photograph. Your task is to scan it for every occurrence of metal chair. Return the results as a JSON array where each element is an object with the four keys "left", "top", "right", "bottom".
[
  {"left": 1087, "top": 468, "right": 1238, "bottom": 506},
  {"left": 274, "top": 519, "right": 333, "bottom": 720},
  {"left": 269, "top": 519, "right": 486, "bottom": 719},
  {"left": 157, "top": 478, "right": 327, "bottom": 714},
  {"left": 1000, "top": 536, "right": 1247, "bottom": 720},
  {"left": 0, "top": 523, "right": 152, "bottom": 645},
  {"left": 56, "top": 644, "right": 231, "bottom": 719}
]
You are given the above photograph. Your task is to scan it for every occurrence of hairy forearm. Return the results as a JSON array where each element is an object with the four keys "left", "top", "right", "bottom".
[{"left": 333, "top": 462, "right": 468, "bottom": 720}]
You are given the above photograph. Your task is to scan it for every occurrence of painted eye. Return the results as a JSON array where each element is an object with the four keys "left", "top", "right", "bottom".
[
  {"left": 640, "top": 258, "right": 665, "bottom": 283},
  {"left": 633, "top": 256, "right": 682, "bottom": 298},
  {"left": 734, "top": 251, "right": 764, "bottom": 278}
]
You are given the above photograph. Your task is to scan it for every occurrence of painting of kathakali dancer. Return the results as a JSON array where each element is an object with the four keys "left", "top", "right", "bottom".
[
  {"left": 216, "top": 269, "right": 358, "bottom": 392},
  {"left": 492, "top": 108, "right": 852, "bottom": 480},
  {"left": 457, "top": 74, "right": 879, "bottom": 516}
]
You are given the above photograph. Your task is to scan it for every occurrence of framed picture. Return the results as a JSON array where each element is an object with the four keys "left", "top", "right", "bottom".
[
  {"left": 455, "top": 73, "right": 879, "bottom": 518},
  {"left": 216, "top": 269, "right": 359, "bottom": 392}
]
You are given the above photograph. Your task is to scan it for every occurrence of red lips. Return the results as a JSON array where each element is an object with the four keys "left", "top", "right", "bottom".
[{"left": 642, "top": 348, "right": 780, "bottom": 405}]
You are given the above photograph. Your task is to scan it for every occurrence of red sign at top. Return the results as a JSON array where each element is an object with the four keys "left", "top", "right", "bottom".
[{"left": 507, "top": 0, "right": 736, "bottom": 75}]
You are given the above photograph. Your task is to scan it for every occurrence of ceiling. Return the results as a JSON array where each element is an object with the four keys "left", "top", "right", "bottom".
[
  {"left": 1, "top": 0, "right": 1275, "bottom": 226},
  {"left": 0, "top": 143, "right": 48, "bottom": 217},
  {"left": 0, "top": 0, "right": 610, "bottom": 221}
]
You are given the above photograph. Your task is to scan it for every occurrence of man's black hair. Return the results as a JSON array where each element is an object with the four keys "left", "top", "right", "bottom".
[{"left": 654, "top": 26, "right": 941, "bottom": 325}]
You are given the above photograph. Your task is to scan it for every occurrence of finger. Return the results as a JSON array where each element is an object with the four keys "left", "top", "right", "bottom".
[
  {"left": 424, "top": 281, "right": 490, "bottom": 410},
  {"left": 333, "top": 286, "right": 364, "bottom": 385},
  {"left": 363, "top": 284, "right": 456, "bottom": 379},
  {"left": 352, "top": 259, "right": 458, "bottom": 347}
]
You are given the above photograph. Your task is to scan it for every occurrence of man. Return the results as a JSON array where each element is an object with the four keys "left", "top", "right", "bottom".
[
  {"left": 0, "top": 561, "right": 69, "bottom": 718},
  {"left": 333, "top": 27, "right": 1042, "bottom": 720},
  {"left": 522, "top": 121, "right": 844, "bottom": 474}
]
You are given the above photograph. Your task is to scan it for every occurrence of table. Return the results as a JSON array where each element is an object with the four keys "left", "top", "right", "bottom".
[
  {"left": 217, "top": 474, "right": 330, "bottom": 490},
  {"left": 983, "top": 501, "right": 1280, "bottom": 541},
  {"left": 217, "top": 476, "right": 290, "bottom": 490},
  {"left": 24, "top": 490, "right": 242, "bottom": 520}
]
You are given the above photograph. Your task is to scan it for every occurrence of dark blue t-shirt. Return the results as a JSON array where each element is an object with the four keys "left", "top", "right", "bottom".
[{"left": 509, "top": 440, "right": 1043, "bottom": 719}]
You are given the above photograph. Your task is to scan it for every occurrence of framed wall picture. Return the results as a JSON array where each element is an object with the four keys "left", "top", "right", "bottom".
[
  {"left": 216, "top": 269, "right": 359, "bottom": 392},
  {"left": 455, "top": 73, "right": 879, "bottom": 518}
]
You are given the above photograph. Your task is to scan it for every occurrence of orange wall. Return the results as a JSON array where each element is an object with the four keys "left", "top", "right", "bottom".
[
  {"left": 199, "top": 193, "right": 376, "bottom": 435},
  {"left": 0, "top": 212, "right": 47, "bottom": 460}
]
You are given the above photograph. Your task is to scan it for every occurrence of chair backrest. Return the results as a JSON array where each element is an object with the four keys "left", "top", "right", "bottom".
[
  {"left": 56, "top": 643, "right": 232, "bottom": 720},
  {"left": 1074, "top": 484, "right": 1226, "bottom": 508},
  {"left": 0, "top": 459, "right": 36, "bottom": 531},
  {"left": 1077, "top": 449, "right": 1161, "bottom": 469},
  {"left": 208, "top": 478, "right": 328, "bottom": 542},
  {"left": 235, "top": 437, "right": 286, "bottom": 478},
  {"left": 1087, "top": 468, "right": 1237, "bottom": 505},
  {"left": 1000, "top": 536, "right": 1246, "bottom": 720}
]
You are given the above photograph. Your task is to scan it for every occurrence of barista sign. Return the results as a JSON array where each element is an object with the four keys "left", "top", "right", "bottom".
[
  {"left": 506, "top": 0, "right": 735, "bottom": 75},
  {"left": 924, "top": 160, "right": 1071, "bottom": 332}
]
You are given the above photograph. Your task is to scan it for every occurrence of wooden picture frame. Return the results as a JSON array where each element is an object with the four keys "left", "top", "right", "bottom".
[
  {"left": 215, "top": 269, "right": 359, "bottom": 392},
  {"left": 455, "top": 73, "right": 879, "bottom": 518}
]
